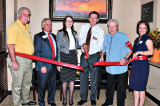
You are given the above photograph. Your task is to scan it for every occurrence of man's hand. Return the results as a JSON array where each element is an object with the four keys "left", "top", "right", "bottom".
[
  {"left": 99, "top": 51, "right": 105, "bottom": 62},
  {"left": 12, "top": 61, "right": 19, "bottom": 71},
  {"left": 120, "top": 58, "right": 126, "bottom": 65},
  {"left": 99, "top": 57, "right": 104, "bottom": 62},
  {"left": 57, "top": 66, "right": 62, "bottom": 72},
  {"left": 83, "top": 43, "right": 87, "bottom": 50},
  {"left": 41, "top": 66, "right": 47, "bottom": 73}
]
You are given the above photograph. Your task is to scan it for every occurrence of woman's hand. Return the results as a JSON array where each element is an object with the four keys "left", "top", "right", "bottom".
[
  {"left": 41, "top": 66, "right": 47, "bottom": 73},
  {"left": 57, "top": 66, "right": 62, "bottom": 72},
  {"left": 133, "top": 51, "right": 139, "bottom": 58}
]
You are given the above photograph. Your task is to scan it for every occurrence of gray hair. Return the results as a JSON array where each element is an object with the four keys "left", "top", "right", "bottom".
[
  {"left": 18, "top": 7, "right": 31, "bottom": 15},
  {"left": 41, "top": 18, "right": 52, "bottom": 29},
  {"left": 107, "top": 19, "right": 119, "bottom": 26}
]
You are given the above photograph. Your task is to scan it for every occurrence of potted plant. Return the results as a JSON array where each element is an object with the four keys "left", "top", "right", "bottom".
[{"left": 148, "top": 28, "right": 160, "bottom": 62}]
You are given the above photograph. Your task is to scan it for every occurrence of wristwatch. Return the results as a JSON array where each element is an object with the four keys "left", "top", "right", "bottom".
[{"left": 123, "top": 57, "right": 128, "bottom": 60}]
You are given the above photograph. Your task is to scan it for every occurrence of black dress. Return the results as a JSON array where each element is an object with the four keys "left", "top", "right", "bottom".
[
  {"left": 129, "top": 34, "right": 151, "bottom": 91},
  {"left": 60, "top": 50, "right": 78, "bottom": 83}
]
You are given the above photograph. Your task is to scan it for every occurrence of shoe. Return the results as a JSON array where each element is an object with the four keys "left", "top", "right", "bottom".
[
  {"left": 101, "top": 102, "right": 110, "bottom": 106},
  {"left": 50, "top": 103, "right": 56, "bottom": 106},
  {"left": 101, "top": 103, "right": 108, "bottom": 106},
  {"left": 91, "top": 100, "right": 96, "bottom": 105},
  {"left": 62, "top": 98, "right": 67, "bottom": 105},
  {"left": 22, "top": 101, "right": 36, "bottom": 105},
  {"left": 77, "top": 100, "right": 87, "bottom": 105},
  {"left": 69, "top": 98, "right": 73, "bottom": 105},
  {"left": 69, "top": 100, "right": 73, "bottom": 105}
]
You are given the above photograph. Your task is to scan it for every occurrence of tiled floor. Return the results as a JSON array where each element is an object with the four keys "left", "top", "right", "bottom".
[{"left": 0, "top": 89, "right": 158, "bottom": 106}]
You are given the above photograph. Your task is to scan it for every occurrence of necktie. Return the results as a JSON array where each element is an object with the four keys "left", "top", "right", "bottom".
[
  {"left": 48, "top": 33, "right": 55, "bottom": 59},
  {"left": 86, "top": 27, "right": 92, "bottom": 52}
]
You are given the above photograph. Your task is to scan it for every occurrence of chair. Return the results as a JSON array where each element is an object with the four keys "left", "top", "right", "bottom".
[
  {"left": 59, "top": 70, "right": 81, "bottom": 101},
  {"left": 32, "top": 68, "right": 38, "bottom": 101},
  {"left": 59, "top": 69, "right": 94, "bottom": 101},
  {"left": 97, "top": 66, "right": 107, "bottom": 100}
]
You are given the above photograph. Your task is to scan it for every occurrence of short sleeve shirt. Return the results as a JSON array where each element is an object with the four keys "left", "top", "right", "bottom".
[
  {"left": 7, "top": 19, "right": 34, "bottom": 55},
  {"left": 102, "top": 31, "right": 131, "bottom": 74}
]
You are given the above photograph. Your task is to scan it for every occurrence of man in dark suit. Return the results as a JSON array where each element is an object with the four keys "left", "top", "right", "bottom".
[{"left": 34, "top": 18, "right": 58, "bottom": 106}]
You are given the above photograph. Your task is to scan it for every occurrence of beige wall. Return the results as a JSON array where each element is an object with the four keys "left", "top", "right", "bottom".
[
  {"left": 156, "top": 0, "right": 160, "bottom": 29},
  {"left": 17, "top": 0, "right": 141, "bottom": 43},
  {"left": 8, "top": 0, "right": 159, "bottom": 90},
  {"left": 141, "top": 0, "right": 159, "bottom": 30}
]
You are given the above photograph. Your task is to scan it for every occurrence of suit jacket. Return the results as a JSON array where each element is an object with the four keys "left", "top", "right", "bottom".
[
  {"left": 56, "top": 30, "right": 80, "bottom": 61},
  {"left": 34, "top": 31, "right": 58, "bottom": 71}
]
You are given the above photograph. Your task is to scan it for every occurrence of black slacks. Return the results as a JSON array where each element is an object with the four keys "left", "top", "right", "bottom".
[
  {"left": 105, "top": 71, "right": 128, "bottom": 106},
  {"left": 37, "top": 65, "right": 56, "bottom": 106}
]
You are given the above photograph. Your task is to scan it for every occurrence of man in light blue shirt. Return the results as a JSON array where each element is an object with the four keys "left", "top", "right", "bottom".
[{"left": 100, "top": 19, "right": 132, "bottom": 106}]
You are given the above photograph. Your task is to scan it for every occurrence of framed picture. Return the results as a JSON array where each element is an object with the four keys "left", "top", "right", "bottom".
[
  {"left": 141, "top": 1, "right": 154, "bottom": 22},
  {"left": 49, "top": 0, "right": 112, "bottom": 23}
]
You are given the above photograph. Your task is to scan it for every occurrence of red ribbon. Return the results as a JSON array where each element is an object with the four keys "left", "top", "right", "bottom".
[
  {"left": 15, "top": 52, "right": 84, "bottom": 71},
  {"left": 84, "top": 49, "right": 89, "bottom": 59},
  {"left": 126, "top": 41, "right": 133, "bottom": 51},
  {"left": 93, "top": 41, "right": 148, "bottom": 66},
  {"left": 93, "top": 56, "right": 148, "bottom": 66}
]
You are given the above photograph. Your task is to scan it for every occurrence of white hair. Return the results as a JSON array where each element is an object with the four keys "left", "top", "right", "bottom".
[
  {"left": 107, "top": 19, "right": 119, "bottom": 26},
  {"left": 18, "top": 7, "right": 31, "bottom": 16}
]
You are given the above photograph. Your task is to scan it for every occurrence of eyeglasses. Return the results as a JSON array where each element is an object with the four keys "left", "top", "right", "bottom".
[{"left": 66, "top": 20, "right": 73, "bottom": 23}]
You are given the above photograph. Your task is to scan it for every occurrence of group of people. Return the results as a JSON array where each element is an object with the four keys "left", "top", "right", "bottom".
[{"left": 7, "top": 7, "right": 153, "bottom": 106}]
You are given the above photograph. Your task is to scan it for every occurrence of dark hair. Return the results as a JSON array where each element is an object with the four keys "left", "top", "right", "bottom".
[
  {"left": 136, "top": 20, "right": 150, "bottom": 35},
  {"left": 89, "top": 11, "right": 99, "bottom": 19},
  {"left": 59, "top": 15, "right": 75, "bottom": 37}
]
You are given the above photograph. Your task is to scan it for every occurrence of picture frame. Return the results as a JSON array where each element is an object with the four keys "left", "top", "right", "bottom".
[
  {"left": 141, "top": 1, "right": 154, "bottom": 22},
  {"left": 49, "top": 0, "right": 112, "bottom": 23}
]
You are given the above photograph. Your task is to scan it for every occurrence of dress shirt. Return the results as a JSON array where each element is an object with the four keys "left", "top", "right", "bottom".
[
  {"left": 67, "top": 28, "right": 76, "bottom": 50},
  {"left": 78, "top": 23, "right": 105, "bottom": 55},
  {"left": 44, "top": 31, "right": 57, "bottom": 57},
  {"left": 102, "top": 31, "right": 131, "bottom": 74}
]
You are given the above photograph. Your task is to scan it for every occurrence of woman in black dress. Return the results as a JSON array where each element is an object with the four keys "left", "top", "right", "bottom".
[
  {"left": 56, "top": 16, "right": 79, "bottom": 105},
  {"left": 129, "top": 21, "right": 153, "bottom": 106}
]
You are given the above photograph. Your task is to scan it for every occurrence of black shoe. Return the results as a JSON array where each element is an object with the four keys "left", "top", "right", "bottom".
[
  {"left": 63, "top": 98, "right": 67, "bottom": 105},
  {"left": 101, "top": 102, "right": 110, "bottom": 106},
  {"left": 69, "top": 100, "right": 73, "bottom": 105},
  {"left": 22, "top": 101, "right": 36, "bottom": 105},
  {"left": 50, "top": 103, "right": 56, "bottom": 106},
  {"left": 91, "top": 100, "right": 96, "bottom": 105},
  {"left": 101, "top": 103, "right": 107, "bottom": 106},
  {"left": 69, "top": 102, "right": 73, "bottom": 105},
  {"left": 77, "top": 100, "right": 87, "bottom": 105}
]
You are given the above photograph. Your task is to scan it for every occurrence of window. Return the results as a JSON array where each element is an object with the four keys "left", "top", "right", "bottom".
[{"left": 0, "top": 0, "right": 8, "bottom": 103}]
